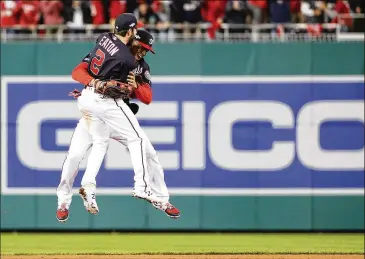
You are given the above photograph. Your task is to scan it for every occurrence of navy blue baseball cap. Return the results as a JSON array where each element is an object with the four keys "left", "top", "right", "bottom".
[{"left": 114, "top": 13, "right": 144, "bottom": 32}]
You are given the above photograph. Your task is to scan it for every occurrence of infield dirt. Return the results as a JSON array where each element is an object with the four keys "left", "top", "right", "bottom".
[{"left": 1, "top": 254, "right": 363, "bottom": 259}]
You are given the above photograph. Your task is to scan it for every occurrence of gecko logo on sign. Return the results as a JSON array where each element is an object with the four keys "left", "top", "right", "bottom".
[{"left": 16, "top": 100, "right": 364, "bottom": 171}]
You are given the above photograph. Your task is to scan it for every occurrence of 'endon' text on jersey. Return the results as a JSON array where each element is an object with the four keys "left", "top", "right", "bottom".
[{"left": 98, "top": 36, "right": 119, "bottom": 56}]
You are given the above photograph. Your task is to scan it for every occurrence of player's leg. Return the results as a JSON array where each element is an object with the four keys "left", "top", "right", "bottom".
[
  {"left": 81, "top": 86, "right": 181, "bottom": 218},
  {"left": 145, "top": 141, "right": 180, "bottom": 218},
  {"left": 91, "top": 96, "right": 158, "bottom": 201},
  {"left": 78, "top": 90, "right": 159, "bottom": 202},
  {"left": 77, "top": 97, "right": 111, "bottom": 214},
  {"left": 56, "top": 117, "right": 92, "bottom": 222},
  {"left": 144, "top": 142, "right": 169, "bottom": 201},
  {"left": 109, "top": 114, "right": 180, "bottom": 218},
  {"left": 79, "top": 116, "right": 110, "bottom": 214},
  {"left": 110, "top": 129, "right": 156, "bottom": 199},
  {"left": 110, "top": 101, "right": 154, "bottom": 200}
]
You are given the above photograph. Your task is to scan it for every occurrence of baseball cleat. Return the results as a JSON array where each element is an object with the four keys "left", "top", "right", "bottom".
[
  {"left": 152, "top": 201, "right": 180, "bottom": 219},
  {"left": 56, "top": 208, "right": 69, "bottom": 222},
  {"left": 131, "top": 189, "right": 161, "bottom": 203},
  {"left": 79, "top": 187, "right": 99, "bottom": 214}
]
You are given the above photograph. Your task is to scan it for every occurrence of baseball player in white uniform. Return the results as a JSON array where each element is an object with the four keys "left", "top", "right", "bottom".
[{"left": 56, "top": 15, "right": 180, "bottom": 222}]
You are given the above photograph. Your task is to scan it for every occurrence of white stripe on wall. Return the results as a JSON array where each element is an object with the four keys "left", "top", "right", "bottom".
[{"left": 3, "top": 188, "right": 364, "bottom": 196}]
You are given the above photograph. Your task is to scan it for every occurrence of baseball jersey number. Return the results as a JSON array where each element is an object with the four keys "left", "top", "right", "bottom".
[{"left": 90, "top": 49, "right": 105, "bottom": 75}]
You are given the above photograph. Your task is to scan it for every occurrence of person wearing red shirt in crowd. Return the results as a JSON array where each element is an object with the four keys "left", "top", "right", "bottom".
[
  {"left": 13, "top": 0, "right": 40, "bottom": 32},
  {"left": 1, "top": 1, "right": 17, "bottom": 28},
  {"left": 329, "top": 0, "right": 353, "bottom": 31},
  {"left": 150, "top": 0, "right": 162, "bottom": 13},
  {"left": 109, "top": 1, "right": 127, "bottom": 28},
  {"left": 290, "top": 0, "right": 303, "bottom": 22},
  {"left": 39, "top": 0, "right": 63, "bottom": 25},
  {"left": 90, "top": 0, "right": 106, "bottom": 25},
  {"left": 201, "top": 0, "right": 227, "bottom": 39},
  {"left": 39, "top": 0, "right": 64, "bottom": 34}
]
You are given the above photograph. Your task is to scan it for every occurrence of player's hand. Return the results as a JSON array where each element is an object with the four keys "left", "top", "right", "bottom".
[
  {"left": 127, "top": 72, "right": 137, "bottom": 89},
  {"left": 69, "top": 89, "right": 81, "bottom": 99}
]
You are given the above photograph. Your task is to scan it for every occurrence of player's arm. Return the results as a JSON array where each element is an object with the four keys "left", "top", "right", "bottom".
[
  {"left": 71, "top": 61, "right": 93, "bottom": 86},
  {"left": 69, "top": 61, "right": 99, "bottom": 99},
  {"left": 133, "top": 80, "right": 152, "bottom": 105}
]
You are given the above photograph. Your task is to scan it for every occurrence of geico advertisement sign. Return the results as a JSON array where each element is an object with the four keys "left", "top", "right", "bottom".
[
  {"left": 15, "top": 100, "right": 364, "bottom": 171},
  {"left": 1, "top": 76, "right": 364, "bottom": 192}
]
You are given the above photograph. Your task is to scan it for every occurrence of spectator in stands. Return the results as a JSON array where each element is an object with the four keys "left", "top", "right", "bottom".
[
  {"left": 301, "top": 0, "right": 326, "bottom": 23},
  {"left": 154, "top": 1, "right": 170, "bottom": 23},
  {"left": 169, "top": 0, "right": 184, "bottom": 34},
  {"left": 269, "top": 0, "right": 291, "bottom": 23},
  {"left": 1, "top": 1, "right": 17, "bottom": 29},
  {"left": 169, "top": 0, "right": 202, "bottom": 36},
  {"left": 153, "top": 1, "right": 171, "bottom": 36},
  {"left": 134, "top": 0, "right": 161, "bottom": 33},
  {"left": 290, "top": 0, "right": 303, "bottom": 22},
  {"left": 223, "top": 0, "right": 252, "bottom": 33},
  {"left": 349, "top": 0, "right": 364, "bottom": 32},
  {"left": 39, "top": 0, "right": 64, "bottom": 34},
  {"left": 109, "top": 1, "right": 126, "bottom": 28},
  {"left": 63, "top": 0, "right": 92, "bottom": 34},
  {"left": 13, "top": 1, "right": 40, "bottom": 33},
  {"left": 4, "top": 0, "right": 363, "bottom": 39},
  {"left": 90, "top": 0, "right": 106, "bottom": 25},
  {"left": 126, "top": 0, "right": 140, "bottom": 13},
  {"left": 184, "top": 0, "right": 203, "bottom": 35},
  {"left": 349, "top": 0, "right": 364, "bottom": 13},
  {"left": 246, "top": 0, "right": 268, "bottom": 24},
  {"left": 325, "top": 0, "right": 353, "bottom": 31},
  {"left": 267, "top": 0, "right": 291, "bottom": 37},
  {"left": 201, "top": 0, "right": 227, "bottom": 39},
  {"left": 150, "top": 0, "right": 161, "bottom": 13},
  {"left": 184, "top": 1, "right": 202, "bottom": 24}
]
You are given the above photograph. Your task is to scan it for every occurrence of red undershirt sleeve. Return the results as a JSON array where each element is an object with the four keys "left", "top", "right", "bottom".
[
  {"left": 133, "top": 82, "right": 152, "bottom": 104},
  {"left": 71, "top": 62, "right": 93, "bottom": 86}
]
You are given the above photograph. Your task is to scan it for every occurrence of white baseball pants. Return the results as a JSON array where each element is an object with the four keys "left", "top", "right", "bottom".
[{"left": 56, "top": 88, "right": 169, "bottom": 209}]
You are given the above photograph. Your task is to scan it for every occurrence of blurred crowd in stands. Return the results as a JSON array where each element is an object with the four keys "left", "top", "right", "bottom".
[{"left": 1, "top": 0, "right": 364, "bottom": 39}]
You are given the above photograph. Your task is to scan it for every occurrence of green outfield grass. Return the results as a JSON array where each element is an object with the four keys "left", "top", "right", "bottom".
[{"left": 1, "top": 233, "right": 364, "bottom": 255}]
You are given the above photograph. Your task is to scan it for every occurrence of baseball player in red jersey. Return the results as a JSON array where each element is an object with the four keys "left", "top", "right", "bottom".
[{"left": 56, "top": 28, "right": 180, "bottom": 222}]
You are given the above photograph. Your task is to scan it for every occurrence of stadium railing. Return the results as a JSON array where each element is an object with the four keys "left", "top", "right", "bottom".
[{"left": 1, "top": 16, "right": 364, "bottom": 43}]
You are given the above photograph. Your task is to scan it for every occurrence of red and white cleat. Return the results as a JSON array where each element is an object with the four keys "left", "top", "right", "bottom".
[
  {"left": 152, "top": 201, "right": 180, "bottom": 219},
  {"left": 56, "top": 208, "right": 69, "bottom": 223}
]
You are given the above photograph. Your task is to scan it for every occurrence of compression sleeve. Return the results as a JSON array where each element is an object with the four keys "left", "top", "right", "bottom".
[
  {"left": 71, "top": 62, "right": 93, "bottom": 86},
  {"left": 133, "top": 82, "right": 152, "bottom": 104}
]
